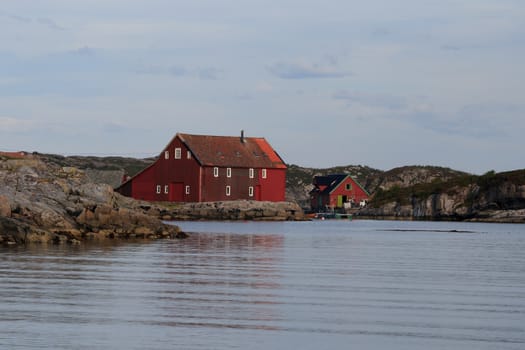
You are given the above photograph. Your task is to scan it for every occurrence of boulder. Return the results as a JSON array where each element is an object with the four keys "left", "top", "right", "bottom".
[
  {"left": 0, "top": 156, "right": 185, "bottom": 246},
  {"left": 0, "top": 195, "right": 11, "bottom": 217},
  {"left": 161, "top": 200, "right": 305, "bottom": 221}
]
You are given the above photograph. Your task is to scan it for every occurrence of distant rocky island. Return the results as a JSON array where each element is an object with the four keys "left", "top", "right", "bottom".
[
  {"left": 2, "top": 151, "right": 524, "bottom": 247},
  {"left": 359, "top": 169, "right": 525, "bottom": 223},
  {"left": 288, "top": 164, "right": 525, "bottom": 223}
]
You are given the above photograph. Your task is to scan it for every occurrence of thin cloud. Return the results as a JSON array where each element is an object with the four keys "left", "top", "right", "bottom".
[
  {"left": 333, "top": 91, "right": 514, "bottom": 139},
  {"left": 2, "top": 13, "right": 31, "bottom": 23},
  {"left": 135, "top": 65, "right": 187, "bottom": 77},
  {"left": 0, "top": 117, "right": 38, "bottom": 133},
  {"left": 1, "top": 12, "right": 65, "bottom": 30},
  {"left": 103, "top": 122, "right": 130, "bottom": 133},
  {"left": 441, "top": 44, "right": 463, "bottom": 51},
  {"left": 36, "top": 18, "right": 65, "bottom": 31},
  {"left": 268, "top": 61, "right": 350, "bottom": 79},
  {"left": 198, "top": 67, "right": 222, "bottom": 80},
  {"left": 69, "top": 47, "right": 96, "bottom": 56},
  {"left": 406, "top": 103, "right": 523, "bottom": 139},
  {"left": 372, "top": 28, "right": 391, "bottom": 37},
  {"left": 334, "top": 90, "right": 407, "bottom": 110},
  {"left": 136, "top": 65, "right": 222, "bottom": 80},
  {"left": 170, "top": 66, "right": 188, "bottom": 77}
]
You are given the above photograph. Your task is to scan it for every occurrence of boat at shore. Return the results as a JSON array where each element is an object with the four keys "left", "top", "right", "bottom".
[{"left": 308, "top": 212, "right": 353, "bottom": 220}]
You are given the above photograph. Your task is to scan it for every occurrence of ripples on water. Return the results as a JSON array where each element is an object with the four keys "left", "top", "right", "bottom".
[{"left": 1, "top": 220, "right": 524, "bottom": 349}]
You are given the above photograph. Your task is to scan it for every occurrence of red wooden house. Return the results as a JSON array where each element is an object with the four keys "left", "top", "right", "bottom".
[
  {"left": 310, "top": 174, "right": 369, "bottom": 211},
  {"left": 116, "top": 132, "right": 287, "bottom": 202}
]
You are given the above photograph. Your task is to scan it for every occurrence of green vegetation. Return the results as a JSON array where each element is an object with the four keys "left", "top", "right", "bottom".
[
  {"left": 37, "top": 153, "right": 155, "bottom": 177},
  {"left": 370, "top": 169, "right": 525, "bottom": 207},
  {"left": 286, "top": 163, "right": 382, "bottom": 191},
  {"left": 371, "top": 179, "right": 457, "bottom": 207}
]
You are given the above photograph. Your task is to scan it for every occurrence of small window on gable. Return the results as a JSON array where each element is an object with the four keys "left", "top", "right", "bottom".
[
  {"left": 164, "top": 185, "right": 169, "bottom": 194},
  {"left": 213, "top": 167, "right": 219, "bottom": 177},
  {"left": 156, "top": 185, "right": 161, "bottom": 194},
  {"left": 248, "top": 186, "right": 254, "bottom": 197},
  {"left": 346, "top": 183, "right": 352, "bottom": 191},
  {"left": 175, "top": 148, "right": 182, "bottom": 159},
  {"left": 187, "top": 151, "right": 191, "bottom": 159},
  {"left": 262, "top": 169, "right": 267, "bottom": 179},
  {"left": 164, "top": 151, "right": 169, "bottom": 159},
  {"left": 226, "top": 185, "right": 231, "bottom": 196},
  {"left": 227, "top": 168, "right": 232, "bottom": 178},
  {"left": 185, "top": 185, "right": 190, "bottom": 195},
  {"left": 249, "top": 168, "right": 254, "bottom": 179}
]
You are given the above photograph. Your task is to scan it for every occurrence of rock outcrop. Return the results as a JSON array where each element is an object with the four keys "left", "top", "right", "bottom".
[
  {"left": 151, "top": 200, "right": 305, "bottom": 221},
  {"left": 358, "top": 171, "right": 525, "bottom": 223},
  {"left": 0, "top": 155, "right": 185, "bottom": 246}
]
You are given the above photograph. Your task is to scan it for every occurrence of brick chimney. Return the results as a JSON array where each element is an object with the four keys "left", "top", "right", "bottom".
[{"left": 240, "top": 130, "right": 246, "bottom": 143}]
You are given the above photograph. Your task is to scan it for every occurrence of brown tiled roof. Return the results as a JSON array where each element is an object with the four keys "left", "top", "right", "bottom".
[
  {"left": 0, "top": 151, "right": 27, "bottom": 159},
  {"left": 178, "top": 133, "right": 286, "bottom": 169}
]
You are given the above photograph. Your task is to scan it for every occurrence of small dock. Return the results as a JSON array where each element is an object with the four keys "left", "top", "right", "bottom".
[{"left": 312, "top": 212, "right": 353, "bottom": 220}]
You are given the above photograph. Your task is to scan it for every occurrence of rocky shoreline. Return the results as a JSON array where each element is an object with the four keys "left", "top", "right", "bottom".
[
  {"left": 0, "top": 155, "right": 305, "bottom": 246},
  {"left": 357, "top": 182, "right": 525, "bottom": 223},
  {"left": 0, "top": 155, "right": 186, "bottom": 246},
  {"left": 355, "top": 212, "right": 525, "bottom": 223},
  {"left": 135, "top": 200, "right": 305, "bottom": 221}
]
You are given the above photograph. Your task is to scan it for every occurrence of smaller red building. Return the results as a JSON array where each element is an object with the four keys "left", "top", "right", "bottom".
[{"left": 310, "top": 174, "right": 369, "bottom": 211}]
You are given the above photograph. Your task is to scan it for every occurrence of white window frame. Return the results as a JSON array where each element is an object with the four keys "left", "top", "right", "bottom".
[
  {"left": 175, "top": 147, "right": 182, "bottom": 159},
  {"left": 156, "top": 185, "right": 161, "bottom": 194},
  {"left": 226, "top": 168, "right": 232, "bottom": 178},
  {"left": 164, "top": 151, "right": 169, "bottom": 159},
  {"left": 164, "top": 185, "right": 169, "bottom": 194},
  {"left": 213, "top": 167, "right": 219, "bottom": 177},
  {"left": 226, "top": 185, "right": 231, "bottom": 196},
  {"left": 262, "top": 169, "right": 267, "bottom": 179},
  {"left": 187, "top": 151, "right": 191, "bottom": 159},
  {"left": 185, "top": 185, "right": 190, "bottom": 195},
  {"left": 248, "top": 186, "right": 254, "bottom": 197},
  {"left": 249, "top": 168, "right": 254, "bottom": 179}
]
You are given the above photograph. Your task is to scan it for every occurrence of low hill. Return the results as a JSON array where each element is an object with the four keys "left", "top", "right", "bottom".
[
  {"left": 369, "top": 166, "right": 469, "bottom": 192},
  {"left": 361, "top": 169, "right": 525, "bottom": 222},
  {"left": 36, "top": 153, "right": 156, "bottom": 188}
]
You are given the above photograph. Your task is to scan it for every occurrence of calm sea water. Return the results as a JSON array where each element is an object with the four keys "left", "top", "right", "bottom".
[{"left": 1, "top": 220, "right": 524, "bottom": 350}]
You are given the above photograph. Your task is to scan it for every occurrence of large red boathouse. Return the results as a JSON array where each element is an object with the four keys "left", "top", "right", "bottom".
[{"left": 116, "top": 132, "right": 287, "bottom": 202}]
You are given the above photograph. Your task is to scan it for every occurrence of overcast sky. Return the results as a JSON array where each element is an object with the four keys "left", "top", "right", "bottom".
[{"left": 1, "top": 1, "right": 524, "bottom": 174}]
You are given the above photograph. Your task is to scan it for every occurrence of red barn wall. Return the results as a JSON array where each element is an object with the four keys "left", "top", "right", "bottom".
[
  {"left": 155, "top": 137, "right": 201, "bottom": 202},
  {"left": 201, "top": 166, "right": 258, "bottom": 201},
  {"left": 130, "top": 165, "right": 156, "bottom": 201},
  {"left": 260, "top": 169, "right": 286, "bottom": 202},
  {"left": 328, "top": 177, "right": 369, "bottom": 207},
  {"left": 128, "top": 137, "right": 201, "bottom": 202},
  {"left": 200, "top": 167, "right": 285, "bottom": 202}
]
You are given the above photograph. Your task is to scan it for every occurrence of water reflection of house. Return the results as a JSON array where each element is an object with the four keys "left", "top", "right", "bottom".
[
  {"left": 191, "top": 233, "right": 284, "bottom": 251},
  {"left": 310, "top": 174, "right": 369, "bottom": 212}
]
